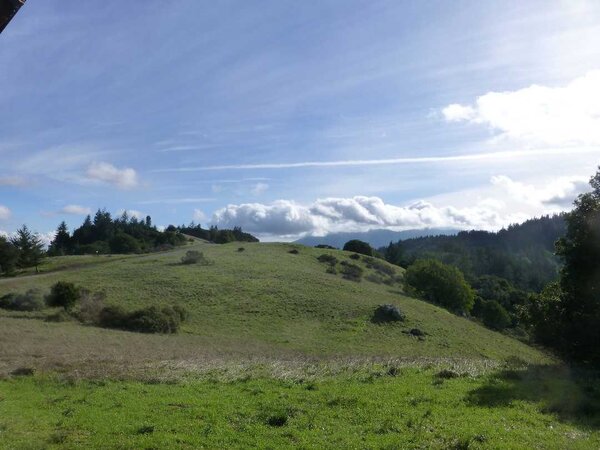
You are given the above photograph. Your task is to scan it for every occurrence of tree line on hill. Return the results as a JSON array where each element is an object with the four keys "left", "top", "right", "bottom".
[
  {"left": 0, "top": 209, "right": 258, "bottom": 276},
  {"left": 383, "top": 214, "right": 566, "bottom": 292},
  {"left": 170, "top": 223, "right": 258, "bottom": 244}
]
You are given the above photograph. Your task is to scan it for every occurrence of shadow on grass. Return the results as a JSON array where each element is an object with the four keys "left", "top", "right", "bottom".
[{"left": 466, "top": 364, "right": 600, "bottom": 429}]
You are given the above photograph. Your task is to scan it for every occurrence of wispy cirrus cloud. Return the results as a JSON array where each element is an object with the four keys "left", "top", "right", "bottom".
[
  {"left": 59, "top": 204, "right": 92, "bottom": 215},
  {"left": 0, "top": 175, "right": 28, "bottom": 187},
  {"left": 153, "top": 148, "right": 598, "bottom": 172},
  {"left": 138, "top": 197, "right": 215, "bottom": 205}
]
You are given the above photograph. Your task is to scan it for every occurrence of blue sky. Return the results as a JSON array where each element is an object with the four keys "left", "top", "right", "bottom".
[{"left": 1, "top": 0, "right": 600, "bottom": 241}]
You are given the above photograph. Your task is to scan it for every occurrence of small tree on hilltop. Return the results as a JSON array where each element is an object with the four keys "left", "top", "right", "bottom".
[
  {"left": 10, "top": 225, "right": 46, "bottom": 272},
  {"left": 343, "top": 240, "right": 373, "bottom": 256}
]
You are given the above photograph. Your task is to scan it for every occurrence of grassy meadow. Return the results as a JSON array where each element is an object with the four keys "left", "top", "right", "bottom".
[{"left": 1, "top": 241, "right": 599, "bottom": 448}]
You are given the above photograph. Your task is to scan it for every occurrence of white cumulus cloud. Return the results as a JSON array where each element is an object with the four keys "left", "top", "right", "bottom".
[
  {"left": 211, "top": 196, "right": 521, "bottom": 239},
  {"left": 193, "top": 209, "right": 206, "bottom": 222},
  {"left": 250, "top": 182, "right": 269, "bottom": 195},
  {"left": 491, "top": 175, "right": 588, "bottom": 207},
  {"left": 86, "top": 162, "right": 138, "bottom": 189},
  {"left": 117, "top": 209, "right": 145, "bottom": 220},
  {"left": 442, "top": 70, "right": 600, "bottom": 146},
  {"left": 0, "top": 205, "right": 11, "bottom": 221}
]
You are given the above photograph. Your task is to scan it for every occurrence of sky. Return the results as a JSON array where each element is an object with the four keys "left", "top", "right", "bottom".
[{"left": 1, "top": 0, "right": 600, "bottom": 242}]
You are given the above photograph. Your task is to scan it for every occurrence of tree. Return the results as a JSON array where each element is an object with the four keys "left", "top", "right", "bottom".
[
  {"left": 48, "top": 221, "right": 71, "bottom": 256},
  {"left": 343, "top": 239, "right": 373, "bottom": 256},
  {"left": 404, "top": 259, "right": 474, "bottom": 314},
  {"left": 46, "top": 281, "right": 81, "bottom": 311},
  {"left": 479, "top": 299, "right": 511, "bottom": 330},
  {"left": 10, "top": 225, "right": 45, "bottom": 272},
  {"left": 109, "top": 232, "right": 141, "bottom": 254},
  {"left": 547, "top": 167, "right": 600, "bottom": 364},
  {"left": 0, "top": 236, "right": 19, "bottom": 275}
]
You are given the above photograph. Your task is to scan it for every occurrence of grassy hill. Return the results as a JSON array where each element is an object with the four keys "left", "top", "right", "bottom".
[{"left": 1, "top": 242, "right": 599, "bottom": 448}]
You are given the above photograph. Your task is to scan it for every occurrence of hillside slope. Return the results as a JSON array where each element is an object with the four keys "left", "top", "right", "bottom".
[{"left": 0, "top": 241, "right": 550, "bottom": 378}]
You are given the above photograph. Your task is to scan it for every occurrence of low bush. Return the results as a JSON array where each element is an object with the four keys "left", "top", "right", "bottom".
[
  {"left": 315, "top": 244, "right": 336, "bottom": 249},
  {"left": 436, "top": 369, "right": 460, "bottom": 379},
  {"left": 237, "top": 247, "right": 245, "bottom": 252},
  {"left": 46, "top": 281, "right": 81, "bottom": 311},
  {"left": 77, "top": 290, "right": 107, "bottom": 324},
  {"left": 288, "top": 249, "right": 299, "bottom": 254},
  {"left": 98, "top": 304, "right": 188, "bottom": 334},
  {"left": 45, "top": 310, "right": 73, "bottom": 322},
  {"left": 181, "top": 250, "right": 210, "bottom": 265},
  {"left": 340, "top": 261, "right": 363, "bottom": 282},
  {"left": 99, "top": 305, "right": 128, "bottom": 329},
  {"left": 317, "top": 254, "right": 338, "bottom": 265},
  {"left": 0, "top": 289, "right": 44, "bottom": 311},
  {"left": 326, "top": 266, "right": 337, "bottom": 275},
  {"left": 366, "top": 273, "right": 384, "bottom": 284},
  {"left": 349, "top": 253, "right": 361, "bottom": 260},
  {"left": 372, "top": 304, "right": 405, "bottom": 323},
  {"left": 364, "top": 257, "right": 395, "bottom": 276},
  {"left": 127, "top": 306, "right": 181, "bottom": 333}
]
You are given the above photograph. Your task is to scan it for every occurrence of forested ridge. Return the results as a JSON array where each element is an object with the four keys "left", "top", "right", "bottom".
[{"left": 383, "top": 214, "right": 566, "bottom": 292}]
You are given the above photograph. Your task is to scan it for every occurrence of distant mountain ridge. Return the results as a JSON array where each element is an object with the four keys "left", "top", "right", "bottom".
[{"left": 294, "top": 228, "right": 459, "bottom": 249}]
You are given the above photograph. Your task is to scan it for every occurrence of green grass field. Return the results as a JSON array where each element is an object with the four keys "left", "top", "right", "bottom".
[{"left": 1, "top": 242, "right": 598, "bottom": 448}]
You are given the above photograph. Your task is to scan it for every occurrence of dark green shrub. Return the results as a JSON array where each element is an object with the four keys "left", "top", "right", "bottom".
[
  {"left": 74, "top": 241, "right": 110, "bottom": 255},
  {"left": 480, "top": 299, "right": 511, "bottom": 330},
  {"left": 109, "top": 232, "right": 141, "bottom": 254},
  {"left": 99, "top": 305, "right": 128, "bottom": 329},
  {"left": 340, "top": 261, "right": 363, "bottom": 282},
  {"left": 349, "top": 253, "right": 361, "bottom": 260},
  {"left": 46, "top": 282, "right": 81, "bottom": 311},
  {"left": 436, "top": 369, "right": 460, "bottom": 379},
  {"left": 237, "top": 247, "right": 245, "bottom": 252},
  {"left": 372, "top": 304, "right": 405, "bottom": 323},
  {"left": 343, "top": 240, "right": 373, "bottom": 256},
  {"left": 98, "top": 305, "right": 186, "bottom": 334},
  {"left": 0, "top": 289, "right": 44, "bottom": 311},
  {"left": 288, "top": 248, "right": 299, "bottom": 254},
  {"left": 317, "top": 254, "right": 337, "bottom": 265},
  {"left": 364, "top": 257, "right": 395, "bottom": 276},
  {"left": 404, "top": 259, "right": 474, "bottom": 314},
  {"left": 127, "top": 306, "right": 181, "bottom": 333},
  {"left": 315, "top": 244, "right": 336, "bottom": 249},
  {"left": 181, "top": 250, "right": 210, "bottom": 265}
]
